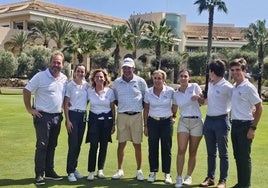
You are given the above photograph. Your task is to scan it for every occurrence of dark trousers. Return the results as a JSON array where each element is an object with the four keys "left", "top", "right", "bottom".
[
  {"left": 66, "top": 111, "right": 86, "bottom": 174},
  {"left": 203, "top": 115, "right": 230, "bottom": 181},
  {"left": 231, "top": 120, "right": 252, "bottom": 187},
  {"left": 86, "top": 111, "right": 113, "bottom": 172},
  {"left": 147, "top": 117, "right": 173, "bottom": 173},
  {"left": 33, "top": 112, "right": 63, "bottom": 177}
]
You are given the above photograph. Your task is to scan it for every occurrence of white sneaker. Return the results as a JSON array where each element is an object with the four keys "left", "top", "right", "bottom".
[
  {"left": 183, "top": 175, "right": 192, "bottom": 185},
  {"left": 97, "top": 169, "right": 105, "bottom": 178},
  {"left": 87, "top": 172, "right": 94, "bottom": 181},
  {"left": 67, "top": 173, "right": 77, "bottom": 182},
  {"left": 136, "top": 170, "right": 144, "bottom": 181},
  {"left": 112, "top": 169, "right": 124, "bottom": 179},
  {"left": 164, "top": 173, "right": 172, "bottom": 184},
  {"left": 175, "top": 176, "right": 183, "bottom": 188},
  {"left": 74, "top": 170, "right": 83, "bottom": 179},
  {"left": 147, "top": 172, "right": 156, "bottom": 182}
]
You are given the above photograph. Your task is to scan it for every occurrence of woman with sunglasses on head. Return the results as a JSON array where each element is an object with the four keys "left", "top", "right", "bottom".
[
  {"left": 143, "top": 69, "right": 176, "bottom": 184},
  {"left": 172, "top": 69, "right": 203, "bottom": 188},
  {"left": 64, "top": 63, "right": 88, "bottom": 182}
]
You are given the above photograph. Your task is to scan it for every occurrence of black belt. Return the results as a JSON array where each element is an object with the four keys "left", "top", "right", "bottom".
[
  {"left": 70, "top": 109, "right": 86, "bottom": 113},
  {"left": 39, "top": 111, "right": 62, "bottom": 116},
  {"left": 122, "top": 111, "right": 140, "bottom": 115},
  {"left": 183, "top": 116, "right": 199, "bottom": 119},
  {"left": 231, "top": 120, "right": 251, "bottom": 124},
  {"left": 150, "top": 116, "right": 171, "bottom": 121},
  {"left": 206, "top": 114, "right": 227, "bottom": 119}
]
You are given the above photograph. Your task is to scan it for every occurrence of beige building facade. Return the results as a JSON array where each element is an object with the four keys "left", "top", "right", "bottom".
[{"left": 0, "top": 0, "right": 249, "bottom": 56}]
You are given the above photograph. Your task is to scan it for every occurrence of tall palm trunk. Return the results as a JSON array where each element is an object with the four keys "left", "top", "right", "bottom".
[
  {"left": 156, "top": 42, "right": 161, "bottom": 70},
  {"left": 257, "top": 43, "right": 264, "bottom": 97},
  {"left": 114, "top": 44, "right": 120, "bottom": 79},
  {"left": 203, "top": 6, "right": 214, "bottom": 98}
]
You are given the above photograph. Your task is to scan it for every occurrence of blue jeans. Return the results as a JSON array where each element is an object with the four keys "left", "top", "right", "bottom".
[
  {"left": 147, "top": 116, "right": 173, "bottom": 173},
  {"left": 66, "top": 111, "right": 86, "bottom": 174},
  {"left": 231, "top": 120, "right": 252, "bottom": 187},
  {"left": 203, "top": 115, "right": 230, "bottom": 181},
  {"left": 33, "top": 112, "right": 63, "bottom": 177}
]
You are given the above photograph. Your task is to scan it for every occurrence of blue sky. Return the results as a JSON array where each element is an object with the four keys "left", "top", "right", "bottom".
[{"left": 1, "top": 0, "right": 267, "bottom": 27}]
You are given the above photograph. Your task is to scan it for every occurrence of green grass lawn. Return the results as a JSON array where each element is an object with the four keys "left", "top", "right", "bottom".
[{"left": 0, "top": 95, "right": 267, "bottom": 187}]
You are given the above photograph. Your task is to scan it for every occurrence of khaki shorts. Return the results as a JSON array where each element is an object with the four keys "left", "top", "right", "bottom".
[
  {"left": 116, "top": 113, "right": 143, "bottom": 144},
  {"left": 177, "top": 117, "right": 203, "bottom": 136}
]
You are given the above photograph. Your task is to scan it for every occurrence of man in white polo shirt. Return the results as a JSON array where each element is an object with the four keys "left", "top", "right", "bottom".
[
  {"left": 112, "top": 57, "right": 148, "bottom": 181},
  {"left": 199, "top": 59, "right": 233, "bottom": 188},
  {"left": 229, "top": 58, "right": 262, "bottom": 188},
  {"left": 23, "top": 51, "right": 67, "bottom": 186}
]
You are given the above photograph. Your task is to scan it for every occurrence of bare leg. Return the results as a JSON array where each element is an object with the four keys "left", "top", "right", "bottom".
[
  {"left": 117, "top": 142, "right": 126, "bottom": 169},
  {"left": 186, "top": 135, "right": 202, "bottom": 176},
  {"left": 176, "top": 132, "right": 189, "bottom": 176},
  {"left": 133, "top": 143, "right": 142, "bottom": 170}
]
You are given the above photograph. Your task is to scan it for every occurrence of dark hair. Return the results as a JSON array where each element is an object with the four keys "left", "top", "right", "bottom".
[
  {"left": 90, "top": 69, "right": 111, "bottom": 88},
  {"left": 178, "top": 69, "right": 191, "bottom": 76},
  {"left": 229, "top": 58, "right": 247, "bottom": 71},
  {"left": 209, "top": 59, "right": 226, "bottom": 77},
  {"left": 74, "top": 63, "right": 86, "bottom": 72}
]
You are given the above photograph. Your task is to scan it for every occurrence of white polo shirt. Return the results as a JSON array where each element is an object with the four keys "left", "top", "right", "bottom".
[
  {"left": 65, "top": 80, "right": 88, "bottom": 111},
  {"left": 112, "top": 74, "right": 148, "bottom": 113},
  {"left": 25, "top": 68, "right": 67, "bottom": 113},
  {"left": 231, "top": 79, "right": 262, "bottom": 120},
  {"left": 207, "top": 78, "right": 233, "bottom": 116},
  {"left": 144, "top": 85, "right": 174, "bottom": 117},
  {"left": 87, "top": 87, "right": 115, "bottom": 114},
  {"left": 173, "top": 83, "right": 202, "bottom": 118}
]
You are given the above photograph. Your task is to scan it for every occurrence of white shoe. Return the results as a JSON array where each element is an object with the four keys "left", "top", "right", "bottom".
[
  {"left": 183, "top": 175, "right": 192, "bottom": 185},
  {"left": 164, "top": 173, "right": 172, "bottom": 184},
  {"left": 67, "top": 173, "right": 77, "bottom": 182},
  {"left": 147, "top": 172, "right": 156, "bottom": 182},
  {"left": 112, "top": 169, "right": 124, "bottom": 179},
  {"left": 175, "top": 176, "right": 183, "bottom": 188},
  {"left": 74, "top": 170, "right": 83, "bottom": 179},
  {"left": 87, "top": 172, "right": 94, "bottom": 181},
  {"left": 136, "top": 170, "right": 144, "bottom": 181},
  {"left": 97, "top": 169, "right": 105, "bottom": 178}
]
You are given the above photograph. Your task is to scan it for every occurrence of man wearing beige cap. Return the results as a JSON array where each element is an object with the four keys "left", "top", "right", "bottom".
[{"left": 112, "top": 57, "right": 148, "bottom": 181}]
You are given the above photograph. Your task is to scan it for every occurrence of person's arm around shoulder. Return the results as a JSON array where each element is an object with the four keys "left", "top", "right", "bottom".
[
  {"left": 23, "top": 88, "right": 42, "bottom": 118},
  {"left": 247, "top": 102, "right": 262, "bottom": 139}
]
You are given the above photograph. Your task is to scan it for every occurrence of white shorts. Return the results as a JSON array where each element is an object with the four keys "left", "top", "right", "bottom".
[{"left": 177, "top": 117, "right": 203, "bottom": 136}]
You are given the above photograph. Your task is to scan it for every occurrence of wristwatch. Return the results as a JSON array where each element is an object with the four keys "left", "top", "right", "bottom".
[{"left": 250, "top": 125, "right": 257, "bottom": 130}]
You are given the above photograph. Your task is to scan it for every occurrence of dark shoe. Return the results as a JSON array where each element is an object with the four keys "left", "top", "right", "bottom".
[
  {"left": 216, "top": 180, "right": 226, "bottom": 188},
  {"left": 45, "top": 170, "right": 63, "bottom": 180},
  {"left": 199, "top": 177, "right": 215, "bottom": 187},
  {"left": 35, "top": 175, "right": 45, "bottom": 185}
]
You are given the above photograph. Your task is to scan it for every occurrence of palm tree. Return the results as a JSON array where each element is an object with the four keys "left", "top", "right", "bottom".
[
  {"left": 194, "top": 0, "right": 228, "bottom": 98},
  {"left": 242, "top": 19, "right": 268, "bottom": 97},
  {"left": 5, "top": 31, "right": 31, "bottom": 54},
  {"left": 142, "top": 19, "right": 175, "bottom": 69},
  {"left": 126, "top": 17, "right": 146, "bottom": 59},
  {"left": 30, "top": 18, "right": 52, "bottom": 47},
  {"left": 102, "top": 24, "right": 128, "bottom": 79},
  {"left": 50, "top": 19, "right": 73, "bottom": 49},
  {"left": 64, "top": 27, "right": 98, "bottom": 65}
]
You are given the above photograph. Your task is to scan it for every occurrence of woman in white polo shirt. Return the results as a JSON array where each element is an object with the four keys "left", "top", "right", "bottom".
[
  {"left": 143, "top": 69, "right": 175, "bottom": 184},
  {"left": 86, "top": 69, "right": 115, "bottom": 181},
  {"left": 63, "top": 63, "right": 88, "bottom": 182},
  {"left": 172, "top": 69, "right": 203, "bottom": 188}
]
